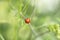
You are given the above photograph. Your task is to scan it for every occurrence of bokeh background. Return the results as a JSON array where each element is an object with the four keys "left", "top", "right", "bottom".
[{"left": 0, "top": 0, "right": 60, "bottom": 40}]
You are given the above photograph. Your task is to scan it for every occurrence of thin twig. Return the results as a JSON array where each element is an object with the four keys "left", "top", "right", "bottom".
[
  {"left": 30, "top": 8, "right": 36, "bottom": 19},
  {"left": 29, "top": 23, "right": 38, "bottom": 36},
  {"left": 22, "top": 0, "right": 31, "bottom": 11},
  {"left": 9, "top": 3, "right": 26, "bottom": 19},
  {"left": 19, "top": 12, "right": 26, "bottom": 19}
]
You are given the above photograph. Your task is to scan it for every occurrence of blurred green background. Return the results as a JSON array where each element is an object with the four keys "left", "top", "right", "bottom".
[{"left": 0, "top": 0, "right": 60, "bottom": 40}]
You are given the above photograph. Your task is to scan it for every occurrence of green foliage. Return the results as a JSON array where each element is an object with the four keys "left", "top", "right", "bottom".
[{"left": 0, "top": 0, "right": 60, "bottom": 40}]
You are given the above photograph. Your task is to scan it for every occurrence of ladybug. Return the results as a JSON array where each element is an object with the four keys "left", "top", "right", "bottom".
[{"left": 25, "top": 18, "right": 30, "bottom": 24}]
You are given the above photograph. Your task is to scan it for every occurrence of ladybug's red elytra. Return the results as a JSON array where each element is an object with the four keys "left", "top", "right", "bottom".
[{"left": 25, "top": 18, "right": 30, "bottom": 24}]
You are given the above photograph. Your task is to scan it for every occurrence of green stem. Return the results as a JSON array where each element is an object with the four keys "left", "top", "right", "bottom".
[{"left": 0, "top": 34, "right": 5, "bottom": 40}]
